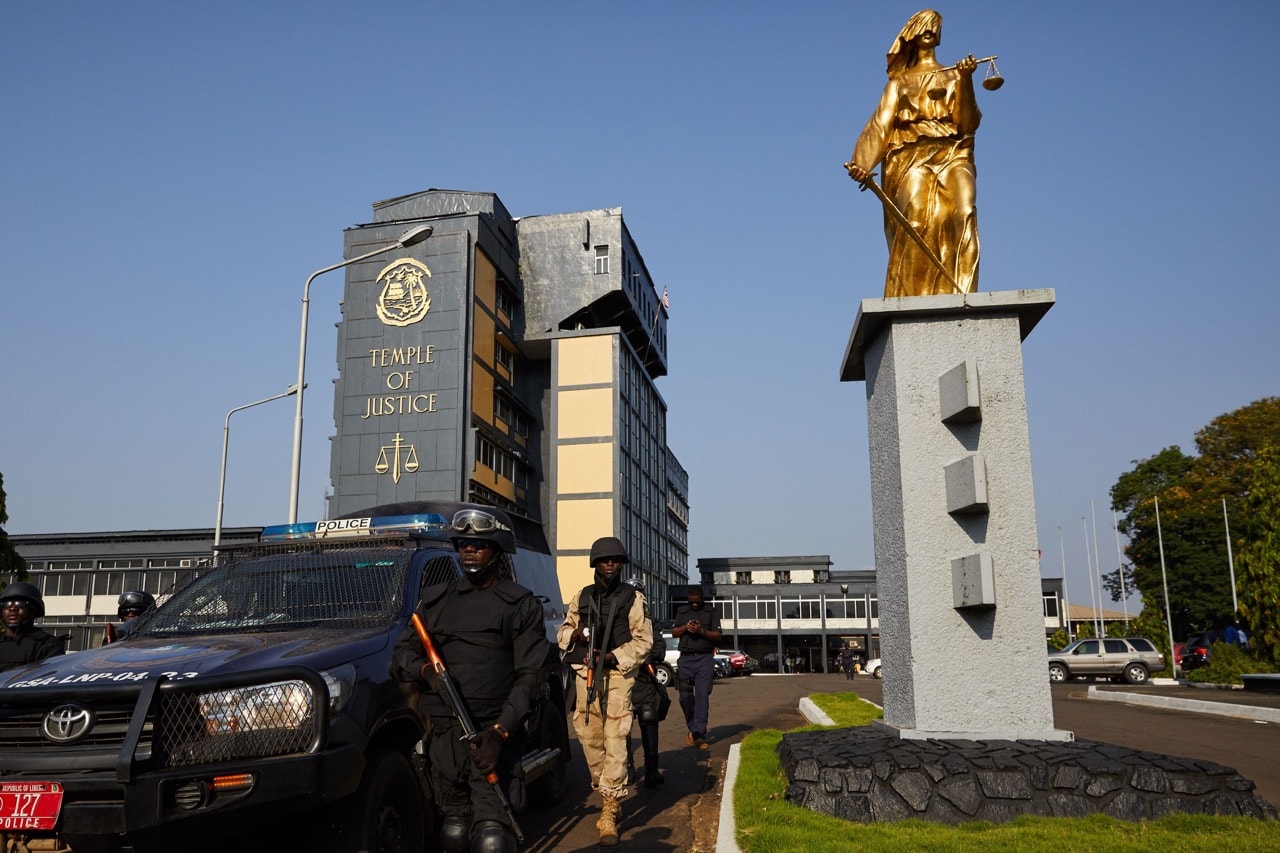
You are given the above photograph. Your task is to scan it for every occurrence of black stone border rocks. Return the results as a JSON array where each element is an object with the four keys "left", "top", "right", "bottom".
[{"left": 779, "top": 727, "right": 1277, "bottom": 824}]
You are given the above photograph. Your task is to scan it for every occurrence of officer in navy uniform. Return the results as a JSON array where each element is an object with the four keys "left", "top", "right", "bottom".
[
  {"left": 390, "top": 508, "right": 549, "bottom": 853},
  {"left": 671, "top": 585, "right": 722, "bottom": 749},
  {"left": 0, "top": 582, "right": 66, "bottom": 673}
]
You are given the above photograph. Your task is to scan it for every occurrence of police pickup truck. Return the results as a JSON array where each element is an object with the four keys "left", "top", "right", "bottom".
[{"left": 0, "top": 502, "right": 570, "bottom": 852}]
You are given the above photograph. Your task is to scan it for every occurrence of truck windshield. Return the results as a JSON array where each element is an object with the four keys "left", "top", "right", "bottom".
[{"left": 143, "top": 543, "right": 416, "bottom": 636}]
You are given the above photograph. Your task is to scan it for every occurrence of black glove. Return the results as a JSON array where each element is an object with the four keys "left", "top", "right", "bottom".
[{"left": 470, "top": 728, "right": 504, "bottom": 775}]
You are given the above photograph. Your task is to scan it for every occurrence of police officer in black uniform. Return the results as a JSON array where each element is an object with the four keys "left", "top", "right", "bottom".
[
  {"left": 0, "top": 582, "right": 66, "bottom": 672},
  {"left": 390, "top": 508, "right": 549, "bottom": 853},
  {"left": 104, "top": 589, "right": 156, "bottom": 644}
]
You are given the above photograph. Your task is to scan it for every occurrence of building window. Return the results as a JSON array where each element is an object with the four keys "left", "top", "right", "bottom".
[
  {"left": 736, "top": 597, "right": 777, "bottom": 621},
  {"left": 495, "top": 342, "right": 513, "bottom": 372},
  {"left": 496, "top": 284, "right": 516, "bottom": 318},
  {"left": 41, "top": 571, "right": 91, "bottom": 597},
  {"left": 774, "top": 570, "right": 791, "bottom": 584},
  {"left": 735, "top": 572, "right": 751, "bottom": 585},
  {"left": 594, "top": 246, "right": 610, "bottom": 275},
  {"left": 1043, "top": 592, "right": 1060, "bottom": 619},
  {"left": 781, "top": 597, "right": 823, "bottom": 620}
]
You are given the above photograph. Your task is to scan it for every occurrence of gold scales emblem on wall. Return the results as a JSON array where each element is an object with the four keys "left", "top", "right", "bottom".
[
  {"left": 376, "top": 258, "right": 431, "bottom": 327},
  {"left": 376, "top": 433, "right": 418, "bottom": 483}
]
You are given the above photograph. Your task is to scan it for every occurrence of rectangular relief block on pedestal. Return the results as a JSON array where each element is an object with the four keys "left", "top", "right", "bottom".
[
  {"left": 944, "top": 453, "right": 988, "bottom": 515},
  {"left": 940, "top": 359, "right": 981, "bottom": 424},
  {"left": 952, "top": 552, "right": 996, "bottom": 609}
]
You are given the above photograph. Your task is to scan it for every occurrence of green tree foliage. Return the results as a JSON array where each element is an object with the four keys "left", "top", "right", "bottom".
[
  {"left": 1235, "top": 444, "right": 1280, "bottom": 667},
  {"left": 1109, "top": 398, "right": 1280, "bottom": 640},
  {"left": 1129, "top": 606, "right": 1174, "bottom": 676},
  {"left": 0, "top": 471, "right": 29, "bottom": 581}
]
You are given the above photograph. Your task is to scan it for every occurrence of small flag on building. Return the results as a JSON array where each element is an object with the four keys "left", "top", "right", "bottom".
[{"left": 660, "top": 287, "right": 670, "bottom": 310}]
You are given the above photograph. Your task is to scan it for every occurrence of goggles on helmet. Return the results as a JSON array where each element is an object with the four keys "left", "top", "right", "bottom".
[
  {"left": 451, "top": 509, "right": 512, "bottom": 536},
  {"left": 1, "top": 598, "right": 33, "bottom": 609}
]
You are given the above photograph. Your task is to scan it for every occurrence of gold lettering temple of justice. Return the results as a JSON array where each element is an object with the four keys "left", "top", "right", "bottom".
[{"left": 845, "top": 9, "right": 1002, "bottom": 298}]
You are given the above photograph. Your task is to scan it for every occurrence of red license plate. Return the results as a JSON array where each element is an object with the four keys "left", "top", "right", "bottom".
[{"left": 0, "top": 781, "right": 64, "bottom": 831}]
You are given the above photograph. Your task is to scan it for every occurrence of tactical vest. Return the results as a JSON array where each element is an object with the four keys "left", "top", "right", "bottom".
[
  {"left": 563, "top": 583, "right": 636, "bottom": 666},
  {"left": 418, "top": 578, "right": 531, "bottom": 720}
]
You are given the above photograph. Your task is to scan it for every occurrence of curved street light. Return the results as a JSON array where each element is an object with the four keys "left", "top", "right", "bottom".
[
  {"left": 288, "top": 223, "right": 434, "bottom": 522},
  {"left": 216, "top": 384, "right": 302, "bottom": 548}
]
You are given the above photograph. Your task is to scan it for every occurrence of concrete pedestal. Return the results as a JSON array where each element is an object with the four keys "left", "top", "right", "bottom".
[{"left": 841, "top": 290, "right": 1071, "bottom": 741}]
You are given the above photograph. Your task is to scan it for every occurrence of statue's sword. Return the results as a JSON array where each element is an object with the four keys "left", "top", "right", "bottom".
[{"left": 844, "top": 164, "right": 963, "bottom": 295}]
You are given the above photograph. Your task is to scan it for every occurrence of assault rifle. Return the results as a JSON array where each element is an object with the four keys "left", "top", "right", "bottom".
[
  {"left": 582, "top": 593, "right": 622, "bottom": 724},
  {"left": 411, "top": 612, "right": 524, "bottom": 843}
]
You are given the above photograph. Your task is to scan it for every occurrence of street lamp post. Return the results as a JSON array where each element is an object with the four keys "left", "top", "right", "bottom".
[
  {"left": 288, "top": 223, "right": 434, "bottom": 522},
  {"left": 216, "top": 384, "right": 301, "bottom": 548}
]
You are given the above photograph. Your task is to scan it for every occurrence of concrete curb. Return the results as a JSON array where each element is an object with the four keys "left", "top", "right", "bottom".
[
  {"left": 1088, "top": 685, "right": 1280, "bottom": 723},
  {"left": 715, "top": 743, "right": 742, "bottom": 853},
  {"left": 798, "top": 697, "right": 836, "bottom": 726}
]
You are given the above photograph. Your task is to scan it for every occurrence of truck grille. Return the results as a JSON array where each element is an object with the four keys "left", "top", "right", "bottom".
[{"left": 0, "top": 703, "right": 149, "bottom": 750}]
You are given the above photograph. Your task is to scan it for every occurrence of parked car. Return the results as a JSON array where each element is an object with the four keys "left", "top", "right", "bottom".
[
  {"left": 1047, "top": 637, "right": 1164, "bottom": 685},
  {"left": 715, "top": 649, "right": 759, "bottom": 677},
  {"left": 864, "top": 657, "right": 883, "bottom": 679},
  {"left": 1179, "top": 632, "right": 1213, "bottom": 672}
]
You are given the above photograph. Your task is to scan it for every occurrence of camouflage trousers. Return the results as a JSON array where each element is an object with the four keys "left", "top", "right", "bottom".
[{"left": 571, "top": 668, "right": 636, "bottom": 800}]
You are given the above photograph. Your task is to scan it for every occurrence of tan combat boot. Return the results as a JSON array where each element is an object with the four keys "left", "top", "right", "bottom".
[{"left": 596, "top": 794, "right": 621, "bottom": 846}]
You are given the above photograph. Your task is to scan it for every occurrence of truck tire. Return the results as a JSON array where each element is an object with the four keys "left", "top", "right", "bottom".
[
  {"left": 332, "top": 748, "right": 427, "bottom": 853},
  {"left": 526, "top": 707, "right": 570, "bottom": 807}
]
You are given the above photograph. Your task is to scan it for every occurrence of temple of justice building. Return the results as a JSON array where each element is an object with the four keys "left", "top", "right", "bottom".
[{"left": 10, "top": 189, "right": 690, "bottom": 646}]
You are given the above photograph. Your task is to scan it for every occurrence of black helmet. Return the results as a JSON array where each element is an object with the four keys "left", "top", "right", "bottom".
[
  {"left": 117, "top": 590, "right": 156, "bottom": 619},
  {"left": 1, "top": 581, "right": 44, "bottom": 619},
  {"left": 447, "top": 507, "right": 517, "bottom": 555},
  {"left": 589, "top": 537, "right": 628, "bottom": 567}
]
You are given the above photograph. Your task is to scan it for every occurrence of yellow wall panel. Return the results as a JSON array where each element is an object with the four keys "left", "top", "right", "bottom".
[
  {"left": 557, "top": 335, "right": 614, "bottom": 386},
  {"left": 555, "top": 498, "right": 614, "bottom": 552},
  {"left": 557, "top": 443, "right": 613, "bottom": 494},
  {"left": 556, "top": 388, "right": 613, "bottom": 438},
  {"left": 556, "top": 555, "right": 593, "bottom": 609},
  {"left": 475, "top": 247, "right": 496, "bottom": 309},
  {"left": 473, "top": 311, "right": 495, "bottom": 367},
  {"left": 472, "top": 365, "right": 494, "bottom": 420}
]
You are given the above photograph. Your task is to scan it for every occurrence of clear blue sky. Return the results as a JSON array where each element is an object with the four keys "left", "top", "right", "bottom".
[{"left": 3, "top": 3, "right": 1276, "bottom": 615}]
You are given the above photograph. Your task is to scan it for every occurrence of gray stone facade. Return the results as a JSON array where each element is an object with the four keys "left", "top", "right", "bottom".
[{"left": 780, "top": 727, "right": 1278, "bottom": 824}]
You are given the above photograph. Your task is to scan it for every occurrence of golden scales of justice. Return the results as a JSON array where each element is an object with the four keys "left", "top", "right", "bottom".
[{"left": 375, "top": 433, "right": 419, "bottom": 483}]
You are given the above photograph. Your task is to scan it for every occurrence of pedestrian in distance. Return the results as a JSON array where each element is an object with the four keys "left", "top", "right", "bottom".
[
  {"left": 0, "top": 582, "right": 66, "bottom": 673},
  {"left": 671, "top": 586, "right": 722, "bottom": 750},
  {"left": 557, "top": 537, "right": 653, "bottom": 846},
  {"left": 390, "top": 507, "right": 549, "bottom": 853},
  {"left": 103, "top": 589, "right": 156, "bottom": 644}
]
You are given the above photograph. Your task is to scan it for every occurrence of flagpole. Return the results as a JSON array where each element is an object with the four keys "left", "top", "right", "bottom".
[
  {"left": 1091, "top": 499, "right": 1106, "bottom": 636},
  {"left": 1223, "top": 497, "right": 1238, "bottom": 613},
  {"left": 1155, "top": 496, "right": 1178, "bottom": 676},
  {"left": 1112, "top": 508, "right": 1130, "bottom": 630},
  {"left": 1082, "top": 518, "right": 1101, "bottom": 638},
  {"left": 1058, "top": 526, "right": 1072, "bottom": 640}
]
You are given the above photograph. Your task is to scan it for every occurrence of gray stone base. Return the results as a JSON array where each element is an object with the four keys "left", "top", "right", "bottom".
[{"left": 779, "top": 727, "right": 1277, "bottom": 824}]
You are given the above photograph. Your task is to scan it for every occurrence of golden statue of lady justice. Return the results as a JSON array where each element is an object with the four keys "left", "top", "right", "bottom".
[{"left": 846, "top": 9, "right": 1002, "bottom": 298}]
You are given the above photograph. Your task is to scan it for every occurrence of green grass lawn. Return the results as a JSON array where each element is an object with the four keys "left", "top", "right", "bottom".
[{"left": 732, "top": 691, "right": 1280, "bottom": 852}]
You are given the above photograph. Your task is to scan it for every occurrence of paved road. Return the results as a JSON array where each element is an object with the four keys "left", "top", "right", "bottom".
[{"left": 516, "top": 673, "right": 1280, "bottom": 851}]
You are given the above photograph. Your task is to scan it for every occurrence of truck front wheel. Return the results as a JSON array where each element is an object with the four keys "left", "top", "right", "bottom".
[{"left": 332, "top": 748, "right": 427, "bottom": 853}]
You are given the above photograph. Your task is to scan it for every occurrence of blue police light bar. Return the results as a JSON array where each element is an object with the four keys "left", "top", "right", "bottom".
[{"left": 260, "top": 513, "right": 450, "bottom": 542}]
